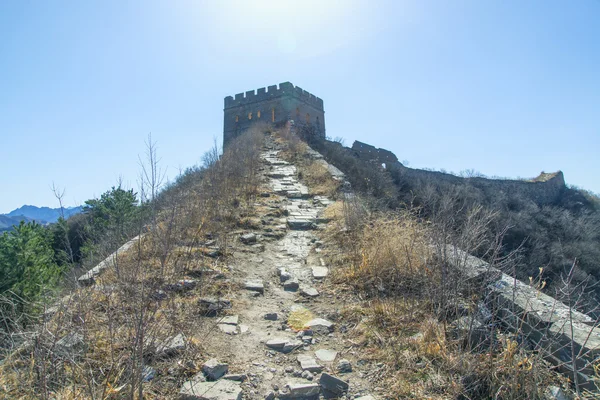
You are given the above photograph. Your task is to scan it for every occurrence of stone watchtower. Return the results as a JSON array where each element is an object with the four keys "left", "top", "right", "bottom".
[{"left": 223, "top": 82, "right": 325, "bottom": 147}]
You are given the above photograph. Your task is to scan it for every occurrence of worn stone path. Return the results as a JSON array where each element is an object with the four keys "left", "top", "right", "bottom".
[{"left": 179, "top": 138, "right": 379, "bottom": 399}]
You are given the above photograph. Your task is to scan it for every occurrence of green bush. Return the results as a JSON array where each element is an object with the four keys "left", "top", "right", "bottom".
[{"left": 0, "top": 221, "right": 64, "bottom": 314}]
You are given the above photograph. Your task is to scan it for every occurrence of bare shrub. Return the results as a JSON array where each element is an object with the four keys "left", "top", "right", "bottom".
[
  {"left": 321, "top": 192, "right": 564, "bottom": 399},
  {"left": 335, "top": 211, "right": 431, "bottom": 299},
  {"left": 0, "top": 127, "right": 267, "bottom": 398}
]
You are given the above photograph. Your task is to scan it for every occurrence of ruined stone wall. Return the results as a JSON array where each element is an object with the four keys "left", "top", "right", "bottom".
[
  {"left": 350, "top": 141, "right": 566, "bottom": 206},
  {"left": 444, "top": 245, "right": 599, "bottom": 391},
  {"left": 223, "top": 82, "right": 325, "bottom": 147},
  {"left": 317, "top": 138, "right": 595, "bottom": 390}
]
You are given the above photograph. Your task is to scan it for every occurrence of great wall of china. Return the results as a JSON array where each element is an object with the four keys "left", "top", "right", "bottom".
[
  {"left": 70, "top": 132, "right": 597, "bottom": 396},
  {"left": 13, "top": 85, "right": 592, "bottom": 398}
]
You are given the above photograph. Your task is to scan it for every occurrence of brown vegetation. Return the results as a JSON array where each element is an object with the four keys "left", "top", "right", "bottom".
[
  {"left": 0, "top": 126, "right": 268, "bottom": 399},
  {"left": 320, "top": 198, "right": 570, "bottom": 399},
  {"left": 275, "top": 127, "right": 341, "bottom": 198}
]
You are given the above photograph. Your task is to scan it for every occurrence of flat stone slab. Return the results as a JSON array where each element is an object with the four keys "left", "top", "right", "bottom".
[
  {"left": 218, "top": 315, "right": 239, "bottom": 325},
  {"left": 265, "top": 338, "right": 288, "bottom": 350},
  {"left": 265, "top": 338, "right": 302, "bottom": 353},
  {"left": 244, "top": 280, "right": 264, "bottom": 294},
  {"left": 78, "top": 235, "right": 142, "bottom": 285},
  {"left": 297, "top": 354, "right": 323, "bottom": 373},
  {"left": 217, "top": 324, "right": 237, "bottom": 335},
  {"left": 311, "top": 266, "right": 328, "bottom": 279},
  {"left": 179, "top": 378, "right": 242, "bottom": 400},
  {"left": 202, "top": 358, "right": 228, "bottom": 380},
  {"left": 223, "top": 374, "right": 247, "bottom": 382},
  {"left": 315, "top": 349, "right": 337, "bottom": 362},
  {"left": 319, "top": 373, "right": 349, "bottom": 395},
  {"left": 286, "top": 381, "right": 320, "bottom": 397},
  {"left": 300, "top": 287, "right": 320, "bottom": 298},
  {"left": 303, "top": 318, "right": 334, "bottom": 334},
  {"left": 287, "top": 219, "right": 315, "bottom": 230},
  {"left": 282, "top": 340, "right": 303, "bottom": 353},
  {"left": 157, "top": 333, "right": 186, "bottom": 356}
]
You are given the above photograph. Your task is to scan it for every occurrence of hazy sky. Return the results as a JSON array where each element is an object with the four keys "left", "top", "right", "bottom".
[{"left": 1, "top": 0, "right": 599, "bottom": 213}]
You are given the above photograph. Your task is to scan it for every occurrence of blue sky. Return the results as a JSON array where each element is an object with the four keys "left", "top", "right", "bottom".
[{"left": 1, "top": 0, "right": 599, "bottom": 213}]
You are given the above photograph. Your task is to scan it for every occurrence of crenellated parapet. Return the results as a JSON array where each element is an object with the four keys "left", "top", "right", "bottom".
[
  {"left": 349, "top": 140, "right": 567, "bottom": 206},
  {"left": 224, "top": 82, "right": 324, "bottom": 110},
  {"left": 223, "top": 82, "right": 326, "bottom": 147}
]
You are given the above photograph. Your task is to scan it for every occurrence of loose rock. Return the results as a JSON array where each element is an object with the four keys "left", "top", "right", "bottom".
[
  {"left": 198, "top": 298, "right": 232, "bottom": 316},
  {"left": 241, "top": 233, "right": 257, "bottom": 244},
  {"left": 202, "top": 358, "right": 229, "bottom": 381},
  {"left": 319, "top": 373, "right": 349, "bottom": 395},
  {"left": 315, "top": 349, "right": 337, "bottom": 362},
  {"left": 311, "top": 266, "right": 328, "bottom": 279},
  {"left": 297, "top": 354, "right": 322, "bottom": 373},
  {"left": 286, "top": 381, "right": 320, "bottom": 397},
  {"left": 544, "top": 386, "right": 570, "bottom": 400},
  {"left": 301, "top": 370, "right": 313, "bottom": 380},
  {"left": 142, "top": 365, "right": 156, "bottom": 382},
  {"left": 157, "top": 333, "right": 186, "bottom": 357},
  {"left": 223, "top": 374, "right": 247, "bottom": 382},
  {"left": 219, "top": 315, "right": 239, "bottom": 325},
  {"left": 282, "top": 340, "right": 303, "bottom": 353},
  {"left": 264, "top": 312, "right": 279, "bottom": 321},
  {"left": 279, "top": 268, "right": 292, "bottom": 282},
  {"left": 264, "top": 392, "right": 275, "bottom": 400},
  {"left": 337, "top": 359, "right": 352, "bottom": 373},
  {"left": 245, "top": 280, "right": 265, "bottom": 294},
  {"left": 283, "top": 279, "right": 299, "bottom": 291},
  {"left": 300, "top": 287, "right": 319, "bottom": 298},
  {"left": 303, "top": 318, "right": 334, "bottom": 334},
  {"left": 265, "top": 338, "right": 288, "bottom": 351},
  {"left": 218, "top": 324, "right": 238, "bottom": 335}
]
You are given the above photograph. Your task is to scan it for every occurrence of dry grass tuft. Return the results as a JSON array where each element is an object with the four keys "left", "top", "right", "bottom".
[
  {"left": 287, "top": 307, "right": 315, "bottom": 331},
  {"left": 334, "top": 212, "right": 432, "bottom": 297},
  {"left": 322, "top": 201, "right": 344, "bottom": 223},
  {"left": 320, "top": 199, "right": 566, "bottom": 399},
  {"left": 300, "top": 162, "right": 341, "bottom": 197}
]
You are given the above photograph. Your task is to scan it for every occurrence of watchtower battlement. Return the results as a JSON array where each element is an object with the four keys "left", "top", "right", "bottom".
[
  {"left": 224, "top": 82, "right": 324, "bottom": 110},
  {"left": 223, "top": 82, "right": 325, "bottom": 146}
]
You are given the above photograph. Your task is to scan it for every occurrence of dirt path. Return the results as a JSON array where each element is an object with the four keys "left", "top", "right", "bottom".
[{"left": 182, "top": 138, "right": 379, "bottom": 399}]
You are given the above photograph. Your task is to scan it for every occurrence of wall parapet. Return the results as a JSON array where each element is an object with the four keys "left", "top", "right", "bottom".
[
  {"left": 444, "top": 244, "right": 600, "bottom": 391},
  {"left": 224, "top": 82, "right": 324, "bottom": 110},
  {"left": 350, "top": 140, "right": 566, "bottom": 206}
]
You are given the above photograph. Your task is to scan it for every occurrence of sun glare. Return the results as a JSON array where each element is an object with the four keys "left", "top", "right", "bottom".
[{"left": 204, "top": 0, "right": 375, "bottom": 58}]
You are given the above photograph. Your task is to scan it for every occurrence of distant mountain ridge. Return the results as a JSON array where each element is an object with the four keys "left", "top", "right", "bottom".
[{"left": 0, "top": 205, "right": 82, "bottom": 232}]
